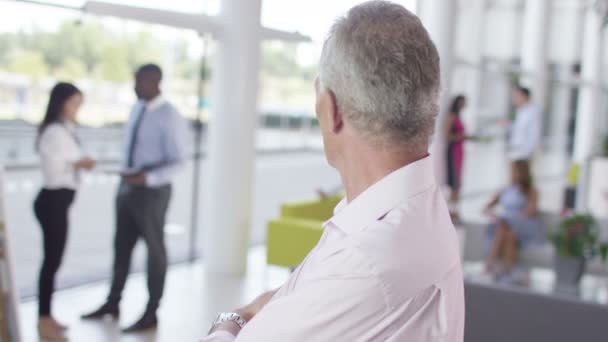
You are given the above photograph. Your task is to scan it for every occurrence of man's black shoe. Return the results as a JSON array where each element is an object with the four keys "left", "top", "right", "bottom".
[
  {"left": 81, "top": 303, "right": 120, "bottom": 320},
  {"left": 122, "top": 314, "right": 158, "bottom": 333}
]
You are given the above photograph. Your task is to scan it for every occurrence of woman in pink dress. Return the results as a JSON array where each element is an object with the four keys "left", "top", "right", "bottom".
[{"left": 445, "top": 95, "right": 467, "bottom": 220}]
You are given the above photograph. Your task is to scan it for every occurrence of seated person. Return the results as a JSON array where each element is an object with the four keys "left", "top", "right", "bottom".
[
  {"left": 483, "top": 160, "right": 544, "bottom": 277},
  {"left": 201, "top": 2, "right": 464, "bottom": 341}
]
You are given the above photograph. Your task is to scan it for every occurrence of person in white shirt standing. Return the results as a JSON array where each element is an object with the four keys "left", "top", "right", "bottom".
[
  {"left": 34, "top": 82, "right": 96, "bottom": 341},
  {"left": 202, "top": 2, "right": 464, "bottom": 341},
  {"left": 509, "top": 86, "right": 543, "bottom": 161}
]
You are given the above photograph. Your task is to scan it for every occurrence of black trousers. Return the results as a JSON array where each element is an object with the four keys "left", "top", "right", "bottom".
[
  {"left": 34, "top": 188, "right": 76, "bottom": 317},
  {"left": 446, "top": 144, "right": 459, "bottom": 189},
  {"left": 107, "top": 183, "right": 171, "bottom": 314}
]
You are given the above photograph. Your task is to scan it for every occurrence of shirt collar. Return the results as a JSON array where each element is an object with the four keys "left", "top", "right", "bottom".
[
  {"left": 144, "top": 94, "right": 165, "bottom": 111},
  {"left": 63, "top": 120, "right": 76, "bottom": 129},
  {"left": 327, "top": 156, "right": 436, "bottom": 234},
  {"left": 59, "top": 120, "right": 77, "bottom": 133},
  {"left": 518, "top": 102, "right": 534, "bottom": 113}
]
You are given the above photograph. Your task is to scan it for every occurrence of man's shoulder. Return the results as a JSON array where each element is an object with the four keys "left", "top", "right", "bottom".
[
  {"left": 523, "top": 103, "right": 542, "bottom": 117},
  {"left": 157, "top": 101, "right": 181, "bottom": 115},
  {"left": 153, "top": 102, "right": 186, "bottom": 126},
  {"left": 358, "top": 188, "right": 456, "bottom": 251},
  {"left": 353, "top": 193, "right": 461, "bottom": 301}
]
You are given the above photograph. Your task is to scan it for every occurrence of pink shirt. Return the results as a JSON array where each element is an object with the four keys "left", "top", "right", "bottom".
[{"left": 203, "top": 157, "right": 465, "bottom": 341}]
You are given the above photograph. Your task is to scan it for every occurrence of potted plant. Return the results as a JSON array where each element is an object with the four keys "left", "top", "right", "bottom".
[{"left": 549, "top": 214, "right": 597, "bottom": 295}]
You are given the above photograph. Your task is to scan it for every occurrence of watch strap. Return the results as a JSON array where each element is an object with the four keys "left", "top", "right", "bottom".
[{"left": 209, "top": 312, "right": 247, "bottom": 334}]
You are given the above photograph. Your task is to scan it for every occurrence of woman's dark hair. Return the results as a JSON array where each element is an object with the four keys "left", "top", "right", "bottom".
[
  {"left": 512, "top": 159, "right": 533, "bottom": 195},
  {"left": 449, "top": 95, "right": 466, "bottom": 115},
  {"left": 36, "top": 82, "right": 81, "bottom": 148}
]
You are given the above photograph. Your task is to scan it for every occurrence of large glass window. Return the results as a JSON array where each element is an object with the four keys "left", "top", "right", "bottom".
[
  {"left": 1, "top": 0, "right": 416, "bottom": 298},
  {"left": 1, "top": 1, "right": 208, "bottom": 297}
]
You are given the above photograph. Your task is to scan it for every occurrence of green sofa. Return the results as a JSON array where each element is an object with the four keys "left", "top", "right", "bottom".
[{"left": 266, "top": 195, "right": 343, "bottom": 268}]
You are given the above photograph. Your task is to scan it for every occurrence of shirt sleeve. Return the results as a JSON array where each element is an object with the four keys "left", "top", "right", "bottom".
[
  {"left": 200, "top": 331, "right": 236, "bottom": 342},
  {"left": 509, "top": 109, "right": 542, "bottom": 160},
  {"left": 232, "top": 245, "right": 389, "bottom": 342},
  {"left": 39, "top": 126, "right": 78, "bottom": 185},
  {"left": 199, "top": 243, "right": 460, "bottom": 342},
  {"left": 145, "top": 109, "right": 189, "bottom": 186}
]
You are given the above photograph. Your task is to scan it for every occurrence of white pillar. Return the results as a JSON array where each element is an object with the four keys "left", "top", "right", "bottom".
[
  {"left": 464, "top": 0, "right": 487, "bottom": 133},
  {"left": 520, "top": 0, "right": 550, "bottom": 111},
  {"left": 203, "top": 0, "right": 261, "bottom": 275},
  {"left": 418, "top": 0, "right": 457, "bottom": 184},
  {"left": 573, "top": 6, "right": 605, "bottom": 164},
  {"left": 573, "top": 3, "right": 605, "bottom": 210},
  {"left": 550, "top": 67, "right": 574, "bottom": 152},
  {"left": 551, "top": 2, "right": 585, "bottom": 153}
]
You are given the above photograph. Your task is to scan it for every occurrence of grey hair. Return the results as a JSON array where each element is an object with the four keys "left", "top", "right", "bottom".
[{"left": 319, "top": 0, "right": 440, "bottom": 152}]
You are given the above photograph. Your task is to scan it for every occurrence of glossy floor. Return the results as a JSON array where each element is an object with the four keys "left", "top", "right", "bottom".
[{"left": 19, "top": 247, "right": 289, "bottom": 342}]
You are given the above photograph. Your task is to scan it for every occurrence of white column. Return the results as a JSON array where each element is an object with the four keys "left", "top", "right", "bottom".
[
  {"left": 573, "top": 6, "right": 605, "bottom": 164},
  {"left": 573, "top": 3, "right": 605, "bottom": 210},
  {"left": 418, "top": 0, "right": 457, "bottom": 184},
  {"left": 520, "top": 0, "right": 550, "bottom": 111},
  {"left": 464, "top": 0, "right": 487, "bottom": 133},
  {"left": 550, "top": 67, "right": 574, "bottom": 152},
  {"left": 203, "top": 0, "right": 261, "bottom": 275}
]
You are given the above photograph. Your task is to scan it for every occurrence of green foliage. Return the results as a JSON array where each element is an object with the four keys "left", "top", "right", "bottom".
[
  {"left": 509, "top": 72, "right": 520, "bottom": 86},
  {"left": 56, "top": 56, "right": 87, "bottom": 80},
  {"left": 262, "top": 43, "right": 298, "bottom": 78},
  {"left": 602, "top": 135, "right": 608, "bottom": 157},
  {"left": 549, "top": 214, "right": 597, "bottom": 258},
  {"left": 600, "top": 243, "right": 608, "bottom": 263},
  {"left": 174, "top": 59, "right": 211, "bottom": 81},
  {"left": 71, "top": 22, "right": 108, "bottom": 72},
  {"left": 0, "top": 19, "right": 313, "bottom": 85},
  {"left": 0, "top": 33, "right": 15, "bottom": 64},
  {"left": 261, "top": 42, "right": 315, "bottom": 80},
  {"left": 7, "top": 50, "right": 48, "bottom": 79},
  {"left": 124, "top": 31, "right": 163, "bottom": 69},
  {"left": 97, "top": 46, "right": 131, "bottom": 82},
  {"left": 0, "top": 20, "right": 164, "bottom": 82}
]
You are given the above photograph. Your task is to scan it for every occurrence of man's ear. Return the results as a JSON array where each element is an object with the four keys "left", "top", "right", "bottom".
[{"left": 326, "top": 89, "right": 343, "bottom": 134}]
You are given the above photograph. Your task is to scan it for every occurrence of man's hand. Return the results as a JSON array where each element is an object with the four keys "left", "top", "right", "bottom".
[
  {"left": 75, "top": 156, "right": 96, "bottom": 171},
  {"left": 123, "top": 172, "right": 147, "bottom": 185}
]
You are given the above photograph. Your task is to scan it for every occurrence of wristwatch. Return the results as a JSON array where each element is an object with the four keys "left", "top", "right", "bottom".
[{"left": 209, "top": 312, "right": 248, "bottom": 334}]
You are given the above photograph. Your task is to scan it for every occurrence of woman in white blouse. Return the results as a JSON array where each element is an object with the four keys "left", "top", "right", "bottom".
[{"left": 34, "top": 82, "right": 95, "bottom": 341}]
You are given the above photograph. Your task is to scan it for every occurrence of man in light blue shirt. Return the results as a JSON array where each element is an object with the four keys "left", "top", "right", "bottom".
[
  {"left": 509, "top": 86, "right": 542, "bottom": 161},
  {"left": 82, "top": 64, "right": 188, "bottom": 333}
]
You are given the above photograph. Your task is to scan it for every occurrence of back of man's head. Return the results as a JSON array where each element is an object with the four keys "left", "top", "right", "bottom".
[{"left": 319, "top": 0, "right": 440, "bottom": 153}]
